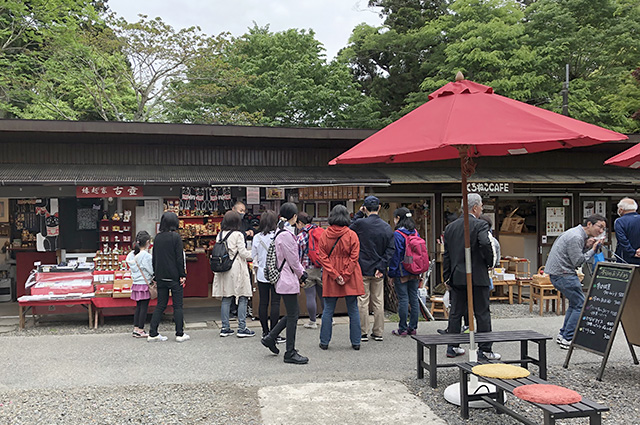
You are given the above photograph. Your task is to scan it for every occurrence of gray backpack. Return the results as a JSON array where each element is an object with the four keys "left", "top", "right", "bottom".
[{"left": 265, "top": 229, "right": 287, "bottom": 285}]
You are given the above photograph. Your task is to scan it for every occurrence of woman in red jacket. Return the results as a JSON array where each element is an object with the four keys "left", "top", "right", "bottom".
[{"left": 317, "top": 205, "right": 364, "bottom": 350}]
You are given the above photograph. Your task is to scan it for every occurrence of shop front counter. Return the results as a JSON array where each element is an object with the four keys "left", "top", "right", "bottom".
[
  {"left": 184, "top": 253, "right": 212, "bottom": 297},
  {"left": 91, "top": 297, "right": 173, "bottom": 329}
]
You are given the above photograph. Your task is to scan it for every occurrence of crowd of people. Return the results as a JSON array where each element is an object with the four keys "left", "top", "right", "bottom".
[{"left": 125, "top": 197, "right": 432, "bottom": 365}]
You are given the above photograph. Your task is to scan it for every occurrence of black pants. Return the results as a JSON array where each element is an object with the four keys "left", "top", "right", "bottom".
[
  {"left": 268, "top": 293, "right": 298, "bottom": 356},
  {"left": 133, "top": 299, "right": 150, "bottom": 329},
  {"left": 447, "top": 285, "right": 492, "bottom": 352},
  {"left": 258, "top": 281, "right": 281, "bottom": 335},
  {"left": 149, "top": 281, "right": 184, "bottom": 337}
]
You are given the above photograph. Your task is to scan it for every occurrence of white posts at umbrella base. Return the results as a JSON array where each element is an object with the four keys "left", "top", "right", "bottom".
[{"left": 443, "top": 381, "right": 500, "bottom": 408}]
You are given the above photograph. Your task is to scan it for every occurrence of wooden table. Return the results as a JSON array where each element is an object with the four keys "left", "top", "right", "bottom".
[
  {"left": 18, "top": 298, "right": 93, "bottom": 329},
  {"left": 490, "top": 279, "right": 517, "bottom": 304},
  {"left": 412, "top": 330, "right": 551, "bottom": 388}
]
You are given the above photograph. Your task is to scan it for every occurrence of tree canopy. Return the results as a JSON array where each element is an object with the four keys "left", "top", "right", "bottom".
[{"left": 1, "top": 0, "right": 638, "bottom": 132}]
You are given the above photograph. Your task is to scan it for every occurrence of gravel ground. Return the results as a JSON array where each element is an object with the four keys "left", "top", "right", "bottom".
[
  {"left": 405, "top": 361, "right": 640, "bottom": 425},
  {"left": 0, "top": 382, "right": 261, "bottom": 425}
]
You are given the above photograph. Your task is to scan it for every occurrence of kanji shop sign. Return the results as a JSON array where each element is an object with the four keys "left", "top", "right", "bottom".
[{"left": 76, "top": 186, "right": 144, "bottom": 198}]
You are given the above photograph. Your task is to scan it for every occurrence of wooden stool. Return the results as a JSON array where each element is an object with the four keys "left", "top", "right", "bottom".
[
  {"left": 430, "top": 296, "right": 449, "bottom": 319},
  {"left": 529, "top": 282, "right": 561, "bottom": 316},
  {"left": 515, "top": 278, "right": 531, "bottom": 304}
]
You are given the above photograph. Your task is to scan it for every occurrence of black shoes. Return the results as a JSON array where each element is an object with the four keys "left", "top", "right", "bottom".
[
  {"left": 352, "top": 344, "right": 360, "bottom": 350},
  {"left": 284, "top": 350, "right": 309, "bottom": 364},
  {"left": 261, "top": 336, "right": 279, "bottom": 355},
  {"left": 319, "top": 343, "right": 328, "bottom": 350},
  {"left": 361, "top": 334, "right": 369, "bottom": 342}
]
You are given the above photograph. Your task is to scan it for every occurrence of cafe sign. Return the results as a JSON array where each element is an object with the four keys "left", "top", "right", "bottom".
[
  {"left": 467, "top": 182, "right": 513, "bottom": 194},
  {"left": 76, "top": 186, "right": 144, "bottom": 198}
]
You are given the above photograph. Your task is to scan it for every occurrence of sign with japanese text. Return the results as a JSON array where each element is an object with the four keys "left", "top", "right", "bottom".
[
  {"left": 466, "top": 182, "right": 513, "bottom": 194},
  {"left": 76, "top": 186, "right": 144, "bottom": 198}
]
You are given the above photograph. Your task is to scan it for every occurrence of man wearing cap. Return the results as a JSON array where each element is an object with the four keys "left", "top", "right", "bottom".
[{"left": 350, "top": 195, "right": 395, "bottom": 342}]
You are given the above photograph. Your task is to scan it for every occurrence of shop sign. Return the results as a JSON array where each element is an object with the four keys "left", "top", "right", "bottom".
[
  {"left": 246, "top": 187, "right": 260, "bottom": 205},
  {"left": 467, "top": 182, "right": 513, "bottom": 194},
  {"left": 266, "top": 187, "right": 285, "bottom": 200},
  {"left": 76, "top": 186, "right": 144, "bottom": 198}
]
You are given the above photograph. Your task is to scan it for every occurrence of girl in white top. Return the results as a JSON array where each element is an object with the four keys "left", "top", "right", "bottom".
[
  {"left": 251, "top": 211, "right": 281, "bottom": 337},
  {"left": 125, "top": 231, "right": 153, "bottom": 338}
]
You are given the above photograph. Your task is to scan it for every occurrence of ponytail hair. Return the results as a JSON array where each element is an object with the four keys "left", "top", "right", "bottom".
[
  {"left": 133, "top": 230, "right": 151, "bottom": 255},
  {"left": 394, "top": 207, "right": 416, "bottom": 231},
  {"left": 279, "top": 202, "right": 298, "bottom": 230}
]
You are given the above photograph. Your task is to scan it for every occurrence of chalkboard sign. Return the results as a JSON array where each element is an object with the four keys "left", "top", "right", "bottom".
[
  {"left": 564, "top": 262, "right": 640, "bottom": 380},
  {"left": 572, "top": 262, "right": 632, "bottom": 354}
]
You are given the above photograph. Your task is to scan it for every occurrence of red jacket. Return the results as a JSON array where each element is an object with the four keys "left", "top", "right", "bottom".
[{"left": 318, "top": 225, "right": 364, "bottom": 297}]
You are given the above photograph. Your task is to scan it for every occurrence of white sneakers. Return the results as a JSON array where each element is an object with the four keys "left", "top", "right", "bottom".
[
  {"left": 303, "top": 321, "right": 318, "bottom": 329},
  {"left": 147, "top": 334, "right": 168, "bottom": 342},
  {"left": 147, "top": 333, "right": 190, "bottom": 342},
  {"left": 556, "top": 333, "right": 571, "bottom": 349},
  {"left": 176, "top": 334, "right": 191, "bottom": 343}
]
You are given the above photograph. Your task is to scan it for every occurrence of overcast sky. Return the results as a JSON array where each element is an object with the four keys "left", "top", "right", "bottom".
[{"left": 107, "top": 0, "right": 384, "bottom": 60}]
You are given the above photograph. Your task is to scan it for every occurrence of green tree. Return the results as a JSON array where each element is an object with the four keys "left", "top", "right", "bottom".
[
  {"left": 524, "top": 0, "right": 640, "bottom": 132},
  {"left": 198, "top": 25, "right": 380, "bottom": 128}
]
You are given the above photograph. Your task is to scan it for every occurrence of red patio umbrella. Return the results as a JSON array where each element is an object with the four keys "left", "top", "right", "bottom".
[
  {"left": 330, "top": 73, "right": 627, "bottom": 355},
  {"left": 604, "top": 143, "right": 640, "bottom": 168}
]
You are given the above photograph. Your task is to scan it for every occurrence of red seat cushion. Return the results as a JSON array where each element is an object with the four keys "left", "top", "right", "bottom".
[{"left": 513, "top": 384, "right": 582, "bottom": 405}]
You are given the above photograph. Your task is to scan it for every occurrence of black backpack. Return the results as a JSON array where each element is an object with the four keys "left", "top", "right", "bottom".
[{"left": 210, "top": 231, "right": 238, "bottom": 272}]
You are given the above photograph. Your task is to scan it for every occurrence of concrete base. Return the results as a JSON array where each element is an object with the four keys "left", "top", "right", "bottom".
[{"left": 444, "top": 381, "right": 500, "bottom": 408}]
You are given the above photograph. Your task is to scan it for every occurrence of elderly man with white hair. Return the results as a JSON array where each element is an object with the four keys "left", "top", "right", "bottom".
[{"left": 614, "top": 197, "right": 640, "bottom": 265}]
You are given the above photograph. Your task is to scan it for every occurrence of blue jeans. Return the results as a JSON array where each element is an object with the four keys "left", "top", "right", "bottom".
[
  {"left": 320, "top": 296, "right": 361, "bottom": 346},
  {"left": 221, "top": 296, "right": 248, "bottom": 330},
  {"left": 550, "top": 274, "right": 585, "bottom": 341},
  {"left": 394, "top": 277, "right": 420, "bottom": 332}
]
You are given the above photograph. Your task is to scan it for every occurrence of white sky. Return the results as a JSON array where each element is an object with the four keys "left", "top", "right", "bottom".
[{"left": 106, "top": 0, "right": 384, "bottom": 60}]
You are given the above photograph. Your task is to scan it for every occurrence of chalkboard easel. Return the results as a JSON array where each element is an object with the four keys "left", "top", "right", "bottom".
[{"left": 563, "top": 262, "right": 640, "bottom": 380}]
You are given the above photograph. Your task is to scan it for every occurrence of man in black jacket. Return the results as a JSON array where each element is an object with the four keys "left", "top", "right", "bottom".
[
  {"left": 351, "top": 196, "right": 395, "bottom": 342},
  {"left": 443, "top": 193, "right": 500, "bottom": 360}
]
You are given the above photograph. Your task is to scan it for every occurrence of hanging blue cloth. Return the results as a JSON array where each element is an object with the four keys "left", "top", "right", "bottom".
[{"left": 592, "top": 251, "right": 605, "bottom": 271}]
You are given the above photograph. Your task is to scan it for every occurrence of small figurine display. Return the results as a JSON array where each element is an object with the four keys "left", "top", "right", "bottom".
[
  {"left": 111, "top": 212, "right": 121, "bottom": 221},
  {"left": 123, "top": 210, "right": 132, "bottom": 222}
]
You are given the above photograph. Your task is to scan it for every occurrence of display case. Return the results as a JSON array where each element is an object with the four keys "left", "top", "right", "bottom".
[
  {"left": 178, "top": 216, "right": 223, "bottom": 253},
  {"left": 99, "top": 219, "right": 132, "bottom": 254}
]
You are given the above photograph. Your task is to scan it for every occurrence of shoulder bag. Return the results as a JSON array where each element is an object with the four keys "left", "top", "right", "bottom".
[{"left": 134, "top": 255, "right": 158, "bottom": 299}]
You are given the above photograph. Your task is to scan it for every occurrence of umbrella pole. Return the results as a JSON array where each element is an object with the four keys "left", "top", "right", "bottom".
[
  {"left": 459, "top": 147, "right": 478, "bottom": 365},
  {"left": 444, "top": 146, "right": 487, "bottom": 407}
]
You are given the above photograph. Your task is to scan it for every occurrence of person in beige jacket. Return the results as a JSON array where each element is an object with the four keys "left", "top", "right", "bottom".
[{"left": 212, "top": 210, "right": 254, "bottom": 338}]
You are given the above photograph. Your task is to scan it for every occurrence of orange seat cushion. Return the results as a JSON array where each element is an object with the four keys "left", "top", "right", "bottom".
[{"left": 513, "top": 384, "right": 582, "bottom": 405}]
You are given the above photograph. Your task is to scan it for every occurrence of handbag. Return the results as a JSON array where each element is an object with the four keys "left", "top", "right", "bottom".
[{"left": 134, "top": 256, "right": 158, "bottom": 300}]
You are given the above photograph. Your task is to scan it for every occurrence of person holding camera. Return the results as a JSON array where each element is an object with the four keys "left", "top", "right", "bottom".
[{"left": 261, "top": 202, "right": 309, "bottom": 364}]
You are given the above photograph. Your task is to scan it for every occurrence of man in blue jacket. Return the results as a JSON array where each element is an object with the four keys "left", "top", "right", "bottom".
[
  {"left": 350, "top": 196, "right": 395, "bottom": 342},
  {"left": 614, "top": 197, "right": 640, "bottom": 265}
]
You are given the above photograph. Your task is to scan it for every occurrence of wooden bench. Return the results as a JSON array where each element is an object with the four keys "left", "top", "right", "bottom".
[
  {"left": 457, "top": 361, "right": 608, "bottom": 424},
  {"left": 412, "top": 330, "right": 551, "bottom": 388}
]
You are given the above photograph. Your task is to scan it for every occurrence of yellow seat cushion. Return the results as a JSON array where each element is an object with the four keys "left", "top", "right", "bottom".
[{"left": 471, "top": 363, "right": 531, "bottom": 379}]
